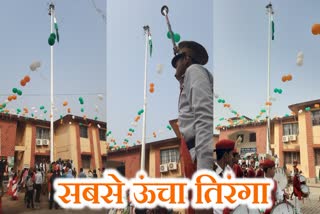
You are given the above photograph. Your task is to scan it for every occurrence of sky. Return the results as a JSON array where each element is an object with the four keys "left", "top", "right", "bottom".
[
  {"left": 1, "top": 1, "right": 320, "bottom": 149},
  {"left": 107, "top": 0, "right": 320, "bottom": 147},
  {"left": 0, "top": 0, "right": 106, "bottom": 123},
  {"left": 107, "top": 0, "right": 213, "bottom": 146},
  {"left": 214, "top": 0, "right": 320, "bottom": 128}
]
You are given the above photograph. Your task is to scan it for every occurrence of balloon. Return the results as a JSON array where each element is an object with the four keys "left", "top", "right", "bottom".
[
  {"left": 40, "top": 106, "right": 45, "bottom": 110},
  {"left": 174, "top": 33, "right": 181, "bottom": 43},
  {"left": 63, "top": 101, "right": 68, "bottom": 106},
  {"left": 97, "top": 124, "right": 101, "bottom": 128},
  {"left": 166, "top": 125, "right": 172, "bottom": 131},
  {"left": 20, "top": 79, "right": 26, "bottom": 86},
  {"left": 311, "top": 24, "right": 320, "bottom": 35},
  {"left": 134, "top": 116, "right": 140, "bottom": 122},
  {"left": 138, "top": 109, "right": 144, "bottom": 115},
  {"left": 78, "top": 97, "right": 84, "bottom": 104},
  {"left": 94, "top": 116, "right": 98, "bottom": 120},
  {"left": 24, "top": 75, "right": 31, "bottom": 83},
  {"left": 305, "top": 107, "right": 311, "bottom": 111},
  {"left": 298, "top": 110, "right": 303, "bottom": 114},
  {"left": 219, "top": 117, "right": 224, "bottom": 121},
  {"left": 12, "top": 88, "right": 18, "bottom": 93},
  {"left": 149, "top": 88, "right": 154, "bottom": 93},
  {"left": 50, "top": 33, "right": 56, "bottom": 40},
  {"left": 97, "top": 94, "right": 103, "bottom": 100},
  {"left": 81, "top": 108, "right": 84, "bottom": 112},
  {"left": 315, "top": 104, "right": 320, "bottom": 108},
  {"left": 17, "top": 90, "right": 22, "bottom": 96},
  {"left": 48, "top": 35, "right": 55, "bottom": 46},
  {"left": 167, "top": 31, "right": 172, "bottom": 39},
  {"left": 156, "top": 64, "right": 164, "bottom": 74},
  {"left": 29, "top": 61, "right": 41, "bottom": 71},
  {"left": 44, "top": 110, "right": 47, "bottom": 114},
  {"left": 12, "top": 95, "right": 17, "bottom": 100}
]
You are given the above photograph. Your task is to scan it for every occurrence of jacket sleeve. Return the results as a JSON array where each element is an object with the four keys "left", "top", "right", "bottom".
[{"left": 184, "top": 65, "right": 213, "bottom": 158}]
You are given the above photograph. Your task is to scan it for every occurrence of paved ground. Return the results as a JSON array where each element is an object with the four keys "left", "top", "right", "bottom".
[{"left": 1, "top": 185, "right": 320, "bottom": 213}]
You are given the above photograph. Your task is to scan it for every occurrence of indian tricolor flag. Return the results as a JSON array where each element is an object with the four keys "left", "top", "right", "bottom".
[
  {"left": 148, "top": 33, "right": 152, "bottom": 57},
  {"left": 54, "top": 16, "right": 60, "bottom": 42},
  {"left": 271, "top": 15, "right": 275, "bottom": 40}
]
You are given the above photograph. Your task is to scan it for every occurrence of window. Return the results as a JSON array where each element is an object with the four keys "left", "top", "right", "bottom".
[
  {"left": 249, "top": 133, "right": 256, "bottom": 142},
  {"left": 99, "top": 129, "right": 106, "bottom": 141},
  {"left": 284, "top": 152, "right": 300, "bottom": 164},
  {"left": 81, "top": 155, "right": 91, "bottom": 168},
  {"left": 312, "top": 110, "right": 320, "bottom": 126},
  {"left": 160, "top": 148, "right": 179, "bottom": 164},
  {"left": 315, "top": 149, "right": 320, "bottom": 166},
  {"left": 283, "top": 123, "right": 298, "bottom": 136},
  {"left": 80, "top": 126, "right": 88, "bottom": 138},
  {"left": 36, "top": 127, "right": 50, "bottom": 139},
  {"left": 240, "top": 148, "right": 256, "bottom": 155},
  {"left": 236, "top": 134, "right": 244, "bottom": 143}
]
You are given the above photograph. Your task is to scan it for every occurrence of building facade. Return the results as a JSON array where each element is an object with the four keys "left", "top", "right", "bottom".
[
  {"left": 218, "top": 99, "right": 320, "bottom": 183},
  {"left": 0, "top": 113, "right": 107, "bottom": 174}
]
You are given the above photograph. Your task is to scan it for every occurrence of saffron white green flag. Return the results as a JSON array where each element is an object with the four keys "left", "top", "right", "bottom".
[
  {"left": 271, "top": 16, "right": 275, "bottom": 40},
  {"left": 54, "top": 16, "right": 59, "bottom": 42},
  {"left": 148, "top": 34, "right": 152, "bottom": 57}
]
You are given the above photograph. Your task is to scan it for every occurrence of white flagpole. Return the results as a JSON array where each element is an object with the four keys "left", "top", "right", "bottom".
[
  {"left": 266, "top": 3, "right": 273, "bottom": 156},
  {"left": 140, "top": 25, "right": 150, "bottom": 171},
  {"left": 49, "top": 3, "right": 55, "bottom": 163}
]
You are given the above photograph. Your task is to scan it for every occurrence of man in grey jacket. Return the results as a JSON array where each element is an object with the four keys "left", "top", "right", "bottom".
[
  {"left": 172, "top": 40, "right": 214, "bottom": 172},
  {"left": 172, "top": 41, "right": 214, "bottom": 214}
]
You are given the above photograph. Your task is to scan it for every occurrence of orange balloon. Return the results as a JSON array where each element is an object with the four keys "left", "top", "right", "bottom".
[
  {"left": 8, "top": 96, "right": 12, "bottom": 101},
  {"left": 311, "top": 24, "right": 320, "bottom": 35},
  {"left": 24, "top": 75, "right": 31, "bottom": 83},
  {"left": 135, "top": 116, "right": 140, "bottom": 122},
  {"left": 12, "top": 95, "right": 17, "bottom": 100},
  {"left": 287, "top": 74, "right": 292, "bottom": 81},
  {"left": 315, "top": 104, "right": 320, "bottom": 108},
  {"left": 63, "top": 101, "right": 68, "bottom": 106},
  {"left": 149, "top": 88, "right": 154, "bottom": 93},
  {"left": 149, "top": 83, "right": 154, "bottom": 88},
  {"left": 281, "top": 76, "right": 287, "bottom": 82},
  {"left": 20, "top": 79, "right": 26, "bottom": 86}
]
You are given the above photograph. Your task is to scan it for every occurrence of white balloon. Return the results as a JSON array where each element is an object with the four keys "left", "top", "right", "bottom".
[
  {"left": 156, "top": 64, "right": 164, "bottom": 74},
  {"left": 72, "top": 115, "right": 75, "bottom": 119},
  {"left": 131, "top": 122, "right": 138, "bottom": 127},
  {"left": 97, "top": 94, "right": 103, "bottom": 100},
  {"left": 297, "top": 51, "right": 304, "bottom": 59},
  {"left": 296, "top": 58, "right": 303, "bottom": 66},
  {"left": 69, "top": 122, "right": 72, "bottom": 125},
  {"left": 31, "top": 106, "right": 36, "bottom": 110},
  {"left": 97, "top": 124, "right": 101, "bottom": 128},
  {"left": 298, "top": 109, "right": 303, "bottom": 114},
  {"left": 29, "top": 61, "right": 41, "bottom": 71}
]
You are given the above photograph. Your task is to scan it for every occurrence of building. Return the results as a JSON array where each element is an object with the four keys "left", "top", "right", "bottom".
[
  {"left": 217, "top": 99, "right": 320, "bottom": 183},
  {"left": 0, "top": 113, "right": 107, "bottom": 174}
]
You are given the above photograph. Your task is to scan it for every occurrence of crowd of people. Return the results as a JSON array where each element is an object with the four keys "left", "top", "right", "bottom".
[{"left": 2, "top": 158, "right": 106, "bottom": 210}]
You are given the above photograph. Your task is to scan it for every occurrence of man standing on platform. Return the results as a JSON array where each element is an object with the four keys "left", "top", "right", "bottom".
[
  {"left": 172, "top": 41, "right": 214, "bottom": 175},
  {"left": 171, "top": 40, "right": 213, "bottom": 214}
]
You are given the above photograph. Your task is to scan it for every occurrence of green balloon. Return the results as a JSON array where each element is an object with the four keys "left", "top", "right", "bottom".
[
  {"left": 40, "top": 106, "right": 45, "bottom": 110},
  {"left": 278, "top": 89, "right": 283, "bottom": 94},
  {"left": 1, "top": 103, "right": 6, "bottom": 108},
  {"left": 44, "top": 110, "right": 47, "bottom": 114},
  {"left": 12, "top": 88, "right": 18, "bottom": 93},
  {"left": 48, "top": 36, "right": 55, "bottom": 46},
  {"left": 167, "top": 31, "right": 172, "bottom": 39},
  {"left": 17, "top": 90, "right": 22, "bottom": 96},
  {"left": 94, "top": 116, "right": 98, "bottom": 120},
  {"left": 274, "top": 88, "right": 278, "bottom": 93},
  {"left": 81, "top": 108, "right": 84, "bottom": 112},
  {"left": 50, "top": 33, "right": 56, "bottom": 40},
  {"left": 174, "top": 33, "right": 181, "bottom": 43},
  {"left": 60, "top": 115, "right": 63, "bottom": 119}
]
